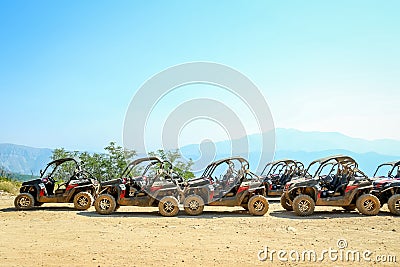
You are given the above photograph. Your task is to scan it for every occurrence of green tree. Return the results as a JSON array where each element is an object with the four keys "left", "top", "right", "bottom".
[
  {"left": 148, "top": 149, "right": 194, "bottom": 179},
  {"left": 50, "top": 142, "right": 136, "bottom": 182},
  {"left": 50, "top": 143, "right": 194, "bottom": 181}
]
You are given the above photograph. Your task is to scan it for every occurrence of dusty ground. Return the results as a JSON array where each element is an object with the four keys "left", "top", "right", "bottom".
[{"left": 0, "top": 195, "right": 399, "bottom": 267}]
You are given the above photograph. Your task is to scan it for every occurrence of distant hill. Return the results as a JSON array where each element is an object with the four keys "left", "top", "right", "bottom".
[
  {"left": 179, "top": 129, "right": 400, "bottom": 175},
  {"left": 0, "top": 143, "right": 52, "bottom": 176},
  {"left": 1, "top": 128, "right": 399, "bottom": 177},
  {"left": 275, "top": 128, "right": 400, "bottom": 156}
]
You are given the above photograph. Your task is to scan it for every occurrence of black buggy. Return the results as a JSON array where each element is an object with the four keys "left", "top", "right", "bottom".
[
  {"left": 261, "top": 159, "right": 304, "bottom": 197},
  {"left": 281, "top": 155, "right": 380, "bottom": 216},
  {"left": 181, "top": 157, "right": 269, "bottom": 216},
  {"left": 371, "top": 160, "right": 400, "bottom": 215},
  {"left": 14, "top": 158, "right": 99, "bottom": 210},
  {"left": 94, "top": 157, "right": 184, "bottom": 216}
]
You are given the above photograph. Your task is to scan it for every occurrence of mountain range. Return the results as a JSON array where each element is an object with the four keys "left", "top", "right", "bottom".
[
  {"left": 1, "top": 128, "right": 399, "bottom": 178},
  {"left": 0, "top": 143, "right": 52, "bottom": 176}
]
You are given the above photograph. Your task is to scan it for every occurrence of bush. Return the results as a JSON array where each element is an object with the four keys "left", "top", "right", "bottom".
[{"left": 0, "top": 177, "right": 21, "bottom": 195}]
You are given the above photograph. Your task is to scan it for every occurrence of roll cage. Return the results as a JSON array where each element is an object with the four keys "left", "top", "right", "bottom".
[
  {"left": 304, "top": 155, "right": 359, "bottom": 179},
  {"left": 373, "top": 161, "right": 400, "bottom": 178},
  {"left": 39, "top": 158, "right": 81, "bottom": 179},
  {"left": 120, "top": 157, "right": 173, "bottom": 178},
  {"left": 261, "top": 159, "right": 304, "bottom": 177},
  {"left": 201, "top": 157, "right": 250, "bottom": 179}
]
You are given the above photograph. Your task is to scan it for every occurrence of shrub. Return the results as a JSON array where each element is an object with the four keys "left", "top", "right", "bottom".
[{"left": 0, "top": 177, "right": 21, "bottom": 195}]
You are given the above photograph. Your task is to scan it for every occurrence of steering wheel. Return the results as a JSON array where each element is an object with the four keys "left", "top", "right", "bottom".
[{"left": 319, "top": 175, "right": 332, "bottom": 187}]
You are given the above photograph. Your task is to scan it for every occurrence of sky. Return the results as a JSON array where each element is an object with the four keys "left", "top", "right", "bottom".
[{"left": 0, "top": 1, "right": 399, "bottom": 151}]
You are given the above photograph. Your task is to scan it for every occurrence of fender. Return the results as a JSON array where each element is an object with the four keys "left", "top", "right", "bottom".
[
  {"left": 288, "top": 186, "right": 318, "bottom": 201},
  {"left": 99, "top": 186, "right": 112, "bottom": 195},
  {"left": 342, "top": 185, "right": 373, "bottom": 205},
  {"left": 237, "top": 191, "right": 249, "bottom": 205},
  {"left": 99, "top": 184, "right": 123, "bottom": 200},
  {"left": 20, "top": 184, "right": 42, "bottom": 200},
  {"left": 65, "top": 184, "right": 96, "bottom": 202},
  {"left": 149, "top": 189, "right": 160, "bottom": 205},
  {"left": 148, "top": 187, "right": 179, "bottom": 205}
]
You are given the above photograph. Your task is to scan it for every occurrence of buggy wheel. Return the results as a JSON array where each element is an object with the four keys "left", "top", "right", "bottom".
[
  {"left": 158, "top": 196, "right": 179, "bottom": 217},
  {"left": 356, "top": 194, "right": 380, "bottom": 216},
  {"left": 73, "top": 192, "right": 94, "bottom": 210},
  {"left": 183, "top": 194, "right": 204, "bottom": 216},
  {"left": 280, "top": 194, "right": 293, "bottom": 211},
  {"left": 387, "top": 194, "right": 400, "bottom": 215},
  {"left": 14, "top": 193, "right": 35, "bottom": 210},
  {"left": 342, "top": 204, "right": 356, "bottom": 211},
  {"left": 248, "top": 195, "right": 269, "bottom": 216},
  {"left": 292, "top": 194, "right": 315, "bottom": 216},
  {"left": 94, "top": 194, "right": 116, "bottom": 215}
]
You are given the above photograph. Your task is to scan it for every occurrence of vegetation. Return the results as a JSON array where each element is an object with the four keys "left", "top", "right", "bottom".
[
  {"left": 0, "top": 176, "right": 21, "bottom": 195},
  {"left": 0, "top": 167, "right": 22, "bottom": 194},
  {"left": 51, "top": 142, "right": 194, "bottom": 181},
  {"left": 149, "top": 149, "right": 194, "bottom": 179}
]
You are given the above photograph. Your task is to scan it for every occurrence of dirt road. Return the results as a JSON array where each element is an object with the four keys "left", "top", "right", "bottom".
[{"left": 0, "top": 195, "right": 398, "bottom": 267}]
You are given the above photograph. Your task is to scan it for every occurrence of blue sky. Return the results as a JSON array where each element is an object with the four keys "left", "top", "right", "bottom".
[{"left": 0, "top": 1, "right": 399, "bottom": 151}]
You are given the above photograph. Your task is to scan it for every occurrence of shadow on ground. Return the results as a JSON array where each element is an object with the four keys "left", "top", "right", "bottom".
[
  {"left": 77, "top": 209, "right": 257, "bottom": 219},
  {"left": 270, "top": 209, "right": 394, "bottom": 220},
  {"left": 0, "top": 206, "right": 77, "bottom": 213}
]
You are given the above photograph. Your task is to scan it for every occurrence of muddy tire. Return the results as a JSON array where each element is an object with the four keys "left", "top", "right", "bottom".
[
  {"left": 94, "top": 194, "right": 116, "bottom": 215},
  {"left": 387, "top": 194, "right": 400, "bottom": 215},
  {"left": 292, "top": 194, "right": 315, "bottom": 216},
  {"left": 158, "top": 196, "right": 179, "bottom": 217},
  {"left": 356, "top": 194, "right": 380, "bottom": 216},
  {"left": 14, "top": 193, "right": 35, "bottom": 210},
  {"left": 73, "top": 192, "right": 94, "bottom": 210},
  {"left": 248, "top": 195, "right": 269, "bottom": 216},
  {"left": 342, "top": 204, "right": 356, "bottom": 211},
  {"left": 280, "top": 194, "right": 293, "bottom": 211},
  {"left": 183, "top": 195, "right": 204, "bottom": 216}
]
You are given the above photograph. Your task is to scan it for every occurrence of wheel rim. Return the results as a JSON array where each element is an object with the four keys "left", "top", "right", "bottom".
[
  {"left": 163, "top": 201, "right": 175, "bottom": 213},
  {"left": 188, "top": 200, "right": 200, "bottom": 211},
  {"left": 298, "top": 199, "right": 311, "bottom": 212},
  {"left": 395, "top": 199, "right": 400, "bottom": 211},
  {"left": 99, "top": 198, "right": 111, "bottom": 210},
  {"left": 18, "top": 196, "right": 30, "bottom": 207},
  {"left": 253, "top": 200, "right": 265, "bottom": 212},
  {"left": 363, "top": 199, "right": 376, "bottom": 211},
  {"left": 78, "top": 196, "right": 89, "bottom": 207}
]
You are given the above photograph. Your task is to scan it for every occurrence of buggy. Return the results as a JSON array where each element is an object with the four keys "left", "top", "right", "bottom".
[
  {"left": 371, "top": 161, "right": 400, "bottom": 215},
  {"left": 182, "top": 157, "right": 269, "bottom": 216},
  {"left": 281, "top": 155, "right": 380, "bottom": 216},
  {"left": 14, "top": 158, "right": 99, "bottom": 210},
  {"left": 261, "top": 159, "right": 304, "bottom": 196},
  {"left": 94, "top": 157, "right": 183, "bottom": 216}
]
